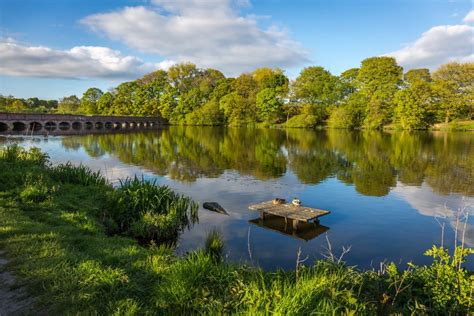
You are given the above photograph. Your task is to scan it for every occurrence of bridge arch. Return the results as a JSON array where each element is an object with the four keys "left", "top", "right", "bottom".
[
  {"left": 85, "top": 122, "right": 93, "bottom": 130},
  {"left": 72, "top": 122, "right": 82, "bottom": 130},
  {"left": 95, "top": 122, "right": 103, "bottom": 129},
  {"left": 59, "top": 122, "right": 70, "bottom": 131},
  {"left": 29, "top": 121, "right": 42, "bottom": 131},
  {"left": 114, "top": 122, "right": 121, "bottom": 129},
  {"left": 12, "top": 122, "right": 26, "bottom": 132},
  {"left": 45, "top": 122, "right": 57, "bottom": 131},
  {"left": 105, "top": 122, "right": 113, "bottom": 129},
  {"left": 0, "top": 122, "right": 8, "bottom": 132}
]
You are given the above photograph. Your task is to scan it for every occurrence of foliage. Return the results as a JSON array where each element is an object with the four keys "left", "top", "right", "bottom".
[
  {"left": 293, "top": 66, "right": 342, "bottom": 107},
  {"left": 356, "top": 57, "right": 403, "bottom": 129},
  {"left": 256, "top": 87, "right": 284, "bottom": 123},
  {"left": 57, "top": 95, "right": 81, "bottom": 114},
  {"left": 79, "top": 87, "right": 103, "bottom": 114},
  {"left": 0, "top": 95, "right": 57, "bottom": 113},
  {"left": 432, "top": 62, "right": 474, "bottom": 123}
]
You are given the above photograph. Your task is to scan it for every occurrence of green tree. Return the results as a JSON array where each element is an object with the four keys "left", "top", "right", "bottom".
[
  {"left": 168, "top": 63, "right": 201, "bottom": 94},
  {"left": 111, "top": 82, "right": 138, "bottom": 115},
  {"left": 57, "top": 95, "right": 80, "bottom": 114},
  {"left": 220, "top": 92, "right": 254, "bottom": 126},
  {"left": 432, "top": 62, "right": 474, "bottom": 123},
  {"left": 80, "top": 88, "right": 103, "bottom": 115},
  {"left": 96, "top": 92, "right": 115, "bottom": 115},
  {"left": 9, "top": 99, "right": 27, "bottom": 112},
  {"left": 394, "top": 68, "right": 433, "bottom": 130},
  {"left": 356, "top": 57, "right": 403, "bottom": 129},
  {"left": 159, "top": 86, "right": 178, "bottom": 121},
  {"left": 339, "top": 68, "right": 359, "bottom": 97},
  {"left": 293, "top": 66, "right": 342, "bottom": 107},
  {"left": 253, "top": 67, "right": 289, "bottom": 94},
  {"left": 256, "top": 88, "right": 283, "bottom": 123}
]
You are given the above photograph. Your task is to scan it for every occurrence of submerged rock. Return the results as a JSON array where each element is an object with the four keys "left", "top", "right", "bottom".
[{"left": 203, "top": 202, "right": 229, "bottom": 215}]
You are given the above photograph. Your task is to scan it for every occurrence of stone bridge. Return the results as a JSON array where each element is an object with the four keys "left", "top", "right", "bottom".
[{"left": 0, "top": 113, "right": 166, "bottom": 135}]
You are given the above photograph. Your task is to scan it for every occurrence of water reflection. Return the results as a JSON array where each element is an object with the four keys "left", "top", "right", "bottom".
[
  {"left": 60, "top": 127, "right": 473, "bottom": 197},
  {"left": 249, "top": 215, "right": 330, "bottom": 241}
]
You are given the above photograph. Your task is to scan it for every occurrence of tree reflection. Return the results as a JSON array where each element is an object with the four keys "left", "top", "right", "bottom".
[{"left": 62, "top": 128, "right": 473, "bottom": 197}]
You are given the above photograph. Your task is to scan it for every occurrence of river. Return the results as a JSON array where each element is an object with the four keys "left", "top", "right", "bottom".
[{"left": 2, "top": 127, "right": 473, "bottom": 270}]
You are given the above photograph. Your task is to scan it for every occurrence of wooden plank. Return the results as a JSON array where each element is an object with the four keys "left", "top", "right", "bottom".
[{"left": 248, "top": 201, "right": 330, "bottom": 222}]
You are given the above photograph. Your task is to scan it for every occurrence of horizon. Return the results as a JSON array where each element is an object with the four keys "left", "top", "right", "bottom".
[{"left": 0, "top": 0, "right": 473, "bottom": 99}]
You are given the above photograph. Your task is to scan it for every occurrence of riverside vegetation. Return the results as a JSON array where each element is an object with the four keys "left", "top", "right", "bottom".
[
  {"left": 0, "top": 145, "right": 472, "bottom": 314},
  {"left": 1, "top": 58, "right": 473, "bottom": 131}
]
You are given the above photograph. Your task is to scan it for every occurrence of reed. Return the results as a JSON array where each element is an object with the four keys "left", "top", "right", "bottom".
[{"left": 50, "top": 162, "right": 108, "bottom": 187}]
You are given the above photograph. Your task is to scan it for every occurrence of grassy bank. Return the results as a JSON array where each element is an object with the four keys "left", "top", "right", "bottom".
[{"left": 0, "top": 146, "right": 472, "bottom": 314}]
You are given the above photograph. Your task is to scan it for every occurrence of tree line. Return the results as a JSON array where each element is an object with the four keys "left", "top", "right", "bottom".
[
  {"left": 0, "top": 96, "right": 58, "bottom": 113},
  {"left": 2, "top": 57, "right": 472, "bottom": 130}
]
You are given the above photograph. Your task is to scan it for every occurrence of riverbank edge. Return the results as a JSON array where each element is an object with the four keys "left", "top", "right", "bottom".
[{"left": 0, "top": 146, "right": 472, "bottom": 314}]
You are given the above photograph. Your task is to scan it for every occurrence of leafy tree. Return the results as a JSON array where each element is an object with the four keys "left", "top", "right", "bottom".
[
  {"left": 111, "top": 82, "right": 138, "bottom": 115},
  {"left": 80, "top": 88, "right": 103, "bottom": 115},
  {"left": 57, "top": 95, "right": 80, "bottom": 114},
  {"left": 394, "top": 68, "right": 433, "bottom": 130},
  {"left": 256, "top": 88, "right": 283, "bottom": 123},
  {"left": 159, "top": 86, "right": 178, "bottom": 120},
  {"left": 168, "top": 63, "right": 201, "bottom": 94},
  {"left": 432, "top": 62, "right": 474, "bottom": 123},
  {"left": 356, "top": 57, "right": 403, "bottom": 129},
  {"left": 339, "top": 68, "right": 359, "bottom": 97},
  {"left": 96, "top": 92, "right": 115, "bottom": 115},
  {"left": 219, "top": 92, "right": 254, "bottom": 126},
  {"left": 253, "top": 67, "right": 289, "bottom": 94},
  {"left": 293, "top": 66, "right": 342, "bottom": 107},
  {"left": 9, "top": 99, "right": 27, "bottom": 112},
  {"left": 328, "top": 92, "right": 366, "bottom": 129},
  {"left": 232, "top": 73, "right": 258, "bottom": 99}
]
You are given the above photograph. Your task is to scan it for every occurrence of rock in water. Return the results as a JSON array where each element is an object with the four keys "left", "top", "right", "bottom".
[{"left": 203, "top": 202, "right": 229, "bottom": 215}]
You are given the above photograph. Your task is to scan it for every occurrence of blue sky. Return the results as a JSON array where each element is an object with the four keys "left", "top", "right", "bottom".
[{"left": 1, "top": 0, "right": 473, "bottom": 99}]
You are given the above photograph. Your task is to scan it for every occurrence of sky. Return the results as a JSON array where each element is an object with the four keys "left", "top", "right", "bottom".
[{"left": 0, "top": 0, "right": 473, "bottom": 99}]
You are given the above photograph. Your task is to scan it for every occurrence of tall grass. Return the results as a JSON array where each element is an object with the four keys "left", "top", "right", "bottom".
[
  {"left": 50, "top": 162, "right": 108, "bottom": 187},
  {"left": 109, "top": 177, "right": 199, "bottom": 243}
]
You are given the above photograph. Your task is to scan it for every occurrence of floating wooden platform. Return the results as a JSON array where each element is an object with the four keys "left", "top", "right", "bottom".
[{"left": 248, "top": 201, "right": 330, "bottom": 230}]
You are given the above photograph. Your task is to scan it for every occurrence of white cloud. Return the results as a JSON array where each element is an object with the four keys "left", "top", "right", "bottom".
[
  {"left": 0, "top": 38, "right": 167, "bottom": 79},
  {"left": 386, "top": 24, "right": 474, "bottom": 70},
  {"left": 81, "top": 1, "right": 308, "bottom": 75},
  {"left": 463, "top": 10, "right": 474, "bottom": 23}
]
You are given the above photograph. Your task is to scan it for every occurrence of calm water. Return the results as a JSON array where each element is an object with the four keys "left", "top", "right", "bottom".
[{"left": 2, "top": 127, "right": 473, "bottom": 270}]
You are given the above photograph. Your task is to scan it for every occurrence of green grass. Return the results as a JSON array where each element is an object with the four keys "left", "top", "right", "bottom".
[{"left": 0, "top": 145, "right": 472, "bottom": 314}]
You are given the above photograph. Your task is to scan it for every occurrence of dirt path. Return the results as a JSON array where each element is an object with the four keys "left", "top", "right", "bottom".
[{"left": 0, "top": 251, "right": 36, "bottom": 315}]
